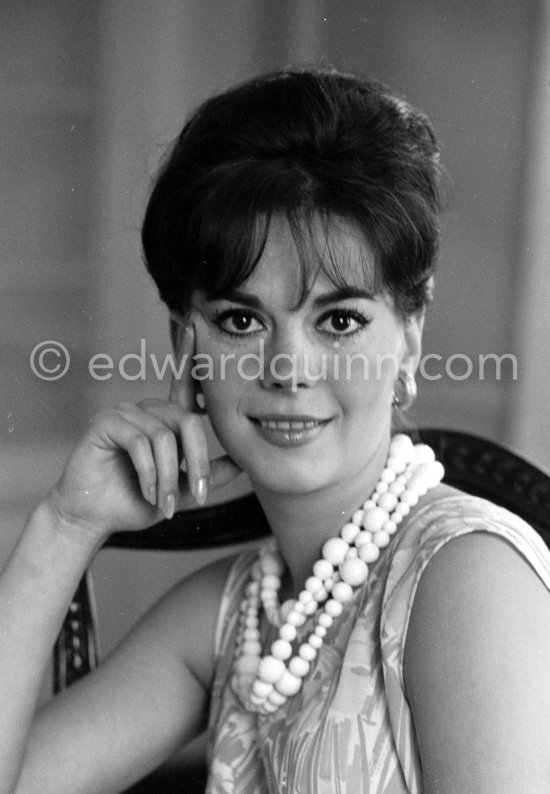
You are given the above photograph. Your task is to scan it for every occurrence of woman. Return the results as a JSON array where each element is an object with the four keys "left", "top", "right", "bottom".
[{"left": 2, "top": 69, "right": 550, "bottom": 793}]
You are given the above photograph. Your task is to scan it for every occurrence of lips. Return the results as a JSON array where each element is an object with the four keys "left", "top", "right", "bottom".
[{"left": 249, "top": 415, "right": 331, "bottom": 448}]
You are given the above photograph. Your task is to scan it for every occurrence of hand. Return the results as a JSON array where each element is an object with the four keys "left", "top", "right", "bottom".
[{"left": 45, "top": 325, "right": 242, "bottom": 541}]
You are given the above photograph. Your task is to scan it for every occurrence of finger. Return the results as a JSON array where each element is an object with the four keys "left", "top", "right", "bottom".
[
  {"left": 94, "top": 413, "right": 158, "bottom": 508},
  {"left": 116, "top": 402, "right": 186, "bottom": 518},
  {"left": 132, "top": 399, "right": 212, "bottom": 507},
  {"left": 169, "top": 321, "right": 198, "bottom": 413}
]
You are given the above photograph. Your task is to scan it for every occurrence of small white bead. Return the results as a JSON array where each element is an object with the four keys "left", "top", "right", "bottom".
[
  {"left": 407, "top": 475, "right": 428, "bottom": 496},
  {"left": 313, "top": 559, "right": 333, "bottom": 580},
  {"left": 340, "top": 522, "right": 360, "bottom": 544},
  {"left": 242, "top": 640, "right": 262, "bottom": 656},
  {"left": 276, "top": 670, "right": 302, "bottom": 696},
  {"left": 388, "top": 480, "right": 405, "bottom": 496},
  {"left": 362, "top": 498, "right": 376, "bottom": 510},
  {"left": 247, "top": 581, "right": 260, "bottom": 596},
  {"left": 315, "top": 625, "right": 327, "bottom": 638},
  {"left": 268, "top": 689, "right": 287, "bottom": 706},
  {"left": 299, "top": 643, "right": 317, "bottom": 662},
  {"left": 373, "top": 530, "right": 391, "bottom": 548},
  {"left": 325, "top": 599, "right": 343, "bottom": 618},
  {"left": 279, "top": 623, "right": 297, "bottom": 642},
  {"left": 340, "top": 557, "right": 369, "bottom": 586},
  {"left": 299, "top": 590, "right": 314, "bottom": 605},
  {"left": 293, "top": 601, "right": 305, "bottom": 614},
  {"left": 377, "top": 492, "right": 398, "bottom": 512},
  {"left": 345, "top": 546, "right": 359, "bottom": 559},
  {"left": 287, "top": 610, "right": 306, "bottom": 627},
  {"left": 305, "top": 575, "right": 323, "bottom": 594},
  {"left": 401, "top": 490, "right": 419, "bottom": 507},
  {"left": 375, "top": 480, "right": 389, "bottom": 494},
  {"left": 358, "top": 543, "right": 380, "bottom": 563},
  {"left": 354, "top": 530, "right": 373, "bottom": 547},
  {"left": 289, "top": 656, "right": 310, "bottom": 678},
  {"left": 308, "top": 634, "right": 323, "bottom": 649},
  {"left": 252, "top": 680, "right": 273, "bottom": 698},
  {"left": 363, "top": 507, "right": 388, "bottom": 534},
  {"left": 280, "top": 599, "right": 295, "bottom": 622},
  {"left": 271, "top": 639, "right": 292, "bottom": 660},
  {"left": 250, "top": 692, "right": 265, "bottom": 706},
  {"left": 318, "top": 612, "right": 333, "bottom": 628},
  {"left": 263, "top": 700, "right": 279, "bottom": 712},
  {"left": 258, "top": 655, "right": 285, "bottom": 683},
  {"left": 303, "top": 600, "right": 318, "bottom": 615},
  {"left": 393, "top": 502, "right": 410, "bottom": 517},
  {"left": 243, "top": 627, "right": 259, "bottom": 641},
  {"left": 382, "top": 468, "right": 398, "bottom": 486},
  {"left": 261, "top": 574, "right": 281, "bottom": 590},
  {"left": 260, "top": 551, "right": 285, "bottom": 576},
  {"left": 352, "top": 509, "right": 365, "bottom": 525},
  {"left": 245, "top": 615, "right": 258, "bottom": 628},
  {"left": 386, "top": 455, "right": 407, "bottom": 474},
  {"left": 382, "top": 519, "right": 398, "bottom": 535},
  {"left": 322, "top": 537, "right": 349, "bottom": 566},
  {"left": 332, "top": 581, "right": 354, "bottom": 603}
]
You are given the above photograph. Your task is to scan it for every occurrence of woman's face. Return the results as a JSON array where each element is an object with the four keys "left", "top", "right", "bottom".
[{"left": 189, "top": 215, "right": 422, "bottom": 495}]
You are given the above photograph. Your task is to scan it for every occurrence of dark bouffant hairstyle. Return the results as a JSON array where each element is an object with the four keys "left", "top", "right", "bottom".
[{"left": 142, "top": 68, "right": 442, "bottom": 319}]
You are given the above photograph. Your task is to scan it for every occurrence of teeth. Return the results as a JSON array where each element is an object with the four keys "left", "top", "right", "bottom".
[{"left": 259, "top": 419, "right": 319, "bottom": 430}]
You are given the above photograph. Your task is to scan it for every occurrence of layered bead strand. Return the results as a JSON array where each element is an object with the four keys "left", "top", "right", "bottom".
[{"left": 231, "top": 434, "right": 444, "bottom": 715}]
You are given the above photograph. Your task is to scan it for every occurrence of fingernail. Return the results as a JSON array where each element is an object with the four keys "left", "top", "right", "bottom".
[
  {"left": 194, "top": 476, "right": 208, "bottom": 506},
  {"left": 164, "top": 493, "right": 175, "bottom": 520},
  {"left": 148, "top": 485, "right": 157, "bottom": 506}
]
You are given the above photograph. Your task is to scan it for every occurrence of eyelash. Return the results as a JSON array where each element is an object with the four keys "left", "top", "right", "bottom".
[{"left": 211, "top": 306, "right": 371, "bottom": 339}]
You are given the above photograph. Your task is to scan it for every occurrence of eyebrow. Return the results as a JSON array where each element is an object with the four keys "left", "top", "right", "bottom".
[{"left": 205, "top": 286, "right": 375, "bottom": 310}]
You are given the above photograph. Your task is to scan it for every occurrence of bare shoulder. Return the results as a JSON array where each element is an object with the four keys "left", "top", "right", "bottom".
[{"left": 404, "top": 529, "right": 550, "bottom": 792}]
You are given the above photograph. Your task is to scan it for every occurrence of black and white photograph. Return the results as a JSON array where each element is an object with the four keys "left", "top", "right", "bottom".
[{"left": 2, "top": 2, "right": 550, "bottom": 791}]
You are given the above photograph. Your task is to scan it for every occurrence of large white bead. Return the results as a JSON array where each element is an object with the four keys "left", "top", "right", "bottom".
[
  {"left": 382, "top": 519, "right": 397, "bottom": 535},
  {"left": 271, "top": 639, "right": 292, "bottom": 660},
  {"left": 414, "top": 444, "right": 436, "bottom": 464},
  {"left": 322, "top": 537, "right": 349, "bottom": 565},
  {"left": 340, "top": 522, "right": 360, "bottom": 544},
  {"left": 332, "top": 581, "right": 354, "bottom": 603},
  {"left": 258, "top": 655, "right": 286, "bottom": 683},
  {"left": 235, "top": 655, "right": 260, "bottom": 674},
  {"left": 385, "top": 455, "right": 408, "bottom": 474},
  {"left": 276, "top": 670, "right": 302, "bottom": 696},
  {"left": 390, "top": 433, "right": 414, "bottom": 457},
  {"left": 358, "top": 543, "right": 380, "bottom": 564},
  {"left": 318, "top": 613, "right": 333, "bottom": 628},
  {"left": 393, "top": 501, "right": 410, "bottom": 517},
  {"left": 313, "top": 559, "right": 333, "bottom": 580},
  {"left": 289, "top": 656, "right": 310, "bottom": 678},
  {"left": 362, "top": 507, "right": 388, "bottom": 534},
  {"left": 340, "top": 558, "right": 369, "bottom": 586}
]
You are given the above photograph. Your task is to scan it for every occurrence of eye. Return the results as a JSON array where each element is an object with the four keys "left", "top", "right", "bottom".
[
  {"left": 317, "top": 308, "right": 370, "bottom": 336},
  {"left": 213, "top": 308, "right": 265, "bottom": 336}
]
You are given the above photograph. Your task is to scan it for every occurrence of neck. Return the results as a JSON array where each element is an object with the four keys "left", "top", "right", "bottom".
[{"left": 252, "top": 437, "right": 390, "bottom": 596}]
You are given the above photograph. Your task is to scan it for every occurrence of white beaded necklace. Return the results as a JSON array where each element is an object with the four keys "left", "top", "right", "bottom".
[{"left": 231, "top": 434, "right": 444, "bottom": 715}]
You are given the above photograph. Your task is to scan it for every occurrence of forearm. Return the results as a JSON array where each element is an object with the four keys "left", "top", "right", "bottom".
[{"left": 0, "top": 500, "right": 101, "bottom": 791}]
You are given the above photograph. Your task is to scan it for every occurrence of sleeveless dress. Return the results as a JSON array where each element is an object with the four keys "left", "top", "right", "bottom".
[{"left": 205, "top": 495, "right": 550, "bottom": 793}]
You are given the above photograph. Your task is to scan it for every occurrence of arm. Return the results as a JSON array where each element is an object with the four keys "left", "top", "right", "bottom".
[
  {"left": 0, "top": 325, "right": 241, "bottom": 792},
  {"left": 404, "top": 532, "right": 550, "bottom": 793}
]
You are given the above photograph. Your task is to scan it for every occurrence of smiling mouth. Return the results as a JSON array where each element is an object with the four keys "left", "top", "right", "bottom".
[{"left": 249, "top": 415, "right": 331, "bottom": 447}]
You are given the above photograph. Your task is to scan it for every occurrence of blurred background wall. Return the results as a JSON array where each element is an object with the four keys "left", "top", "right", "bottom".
[{"left": 2, "top": 0, "right": 549, "bottom": 661}]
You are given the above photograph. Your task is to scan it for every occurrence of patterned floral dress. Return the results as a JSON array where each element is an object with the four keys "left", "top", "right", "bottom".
[{"left": 205, "top": 496, "right": 550, "bottom": 793}]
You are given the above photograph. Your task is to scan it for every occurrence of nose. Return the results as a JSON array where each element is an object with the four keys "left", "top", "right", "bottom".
[{"left": 261, "top": 326, "right": 323, "bottom": 392}]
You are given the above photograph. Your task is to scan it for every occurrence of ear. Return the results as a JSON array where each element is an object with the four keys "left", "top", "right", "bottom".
[
  {"left": 399, "top": 310, "right": 425, "bottom": 376},
  {"left": 169, "top": 310, "right": 186, "bottom": 353}
]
